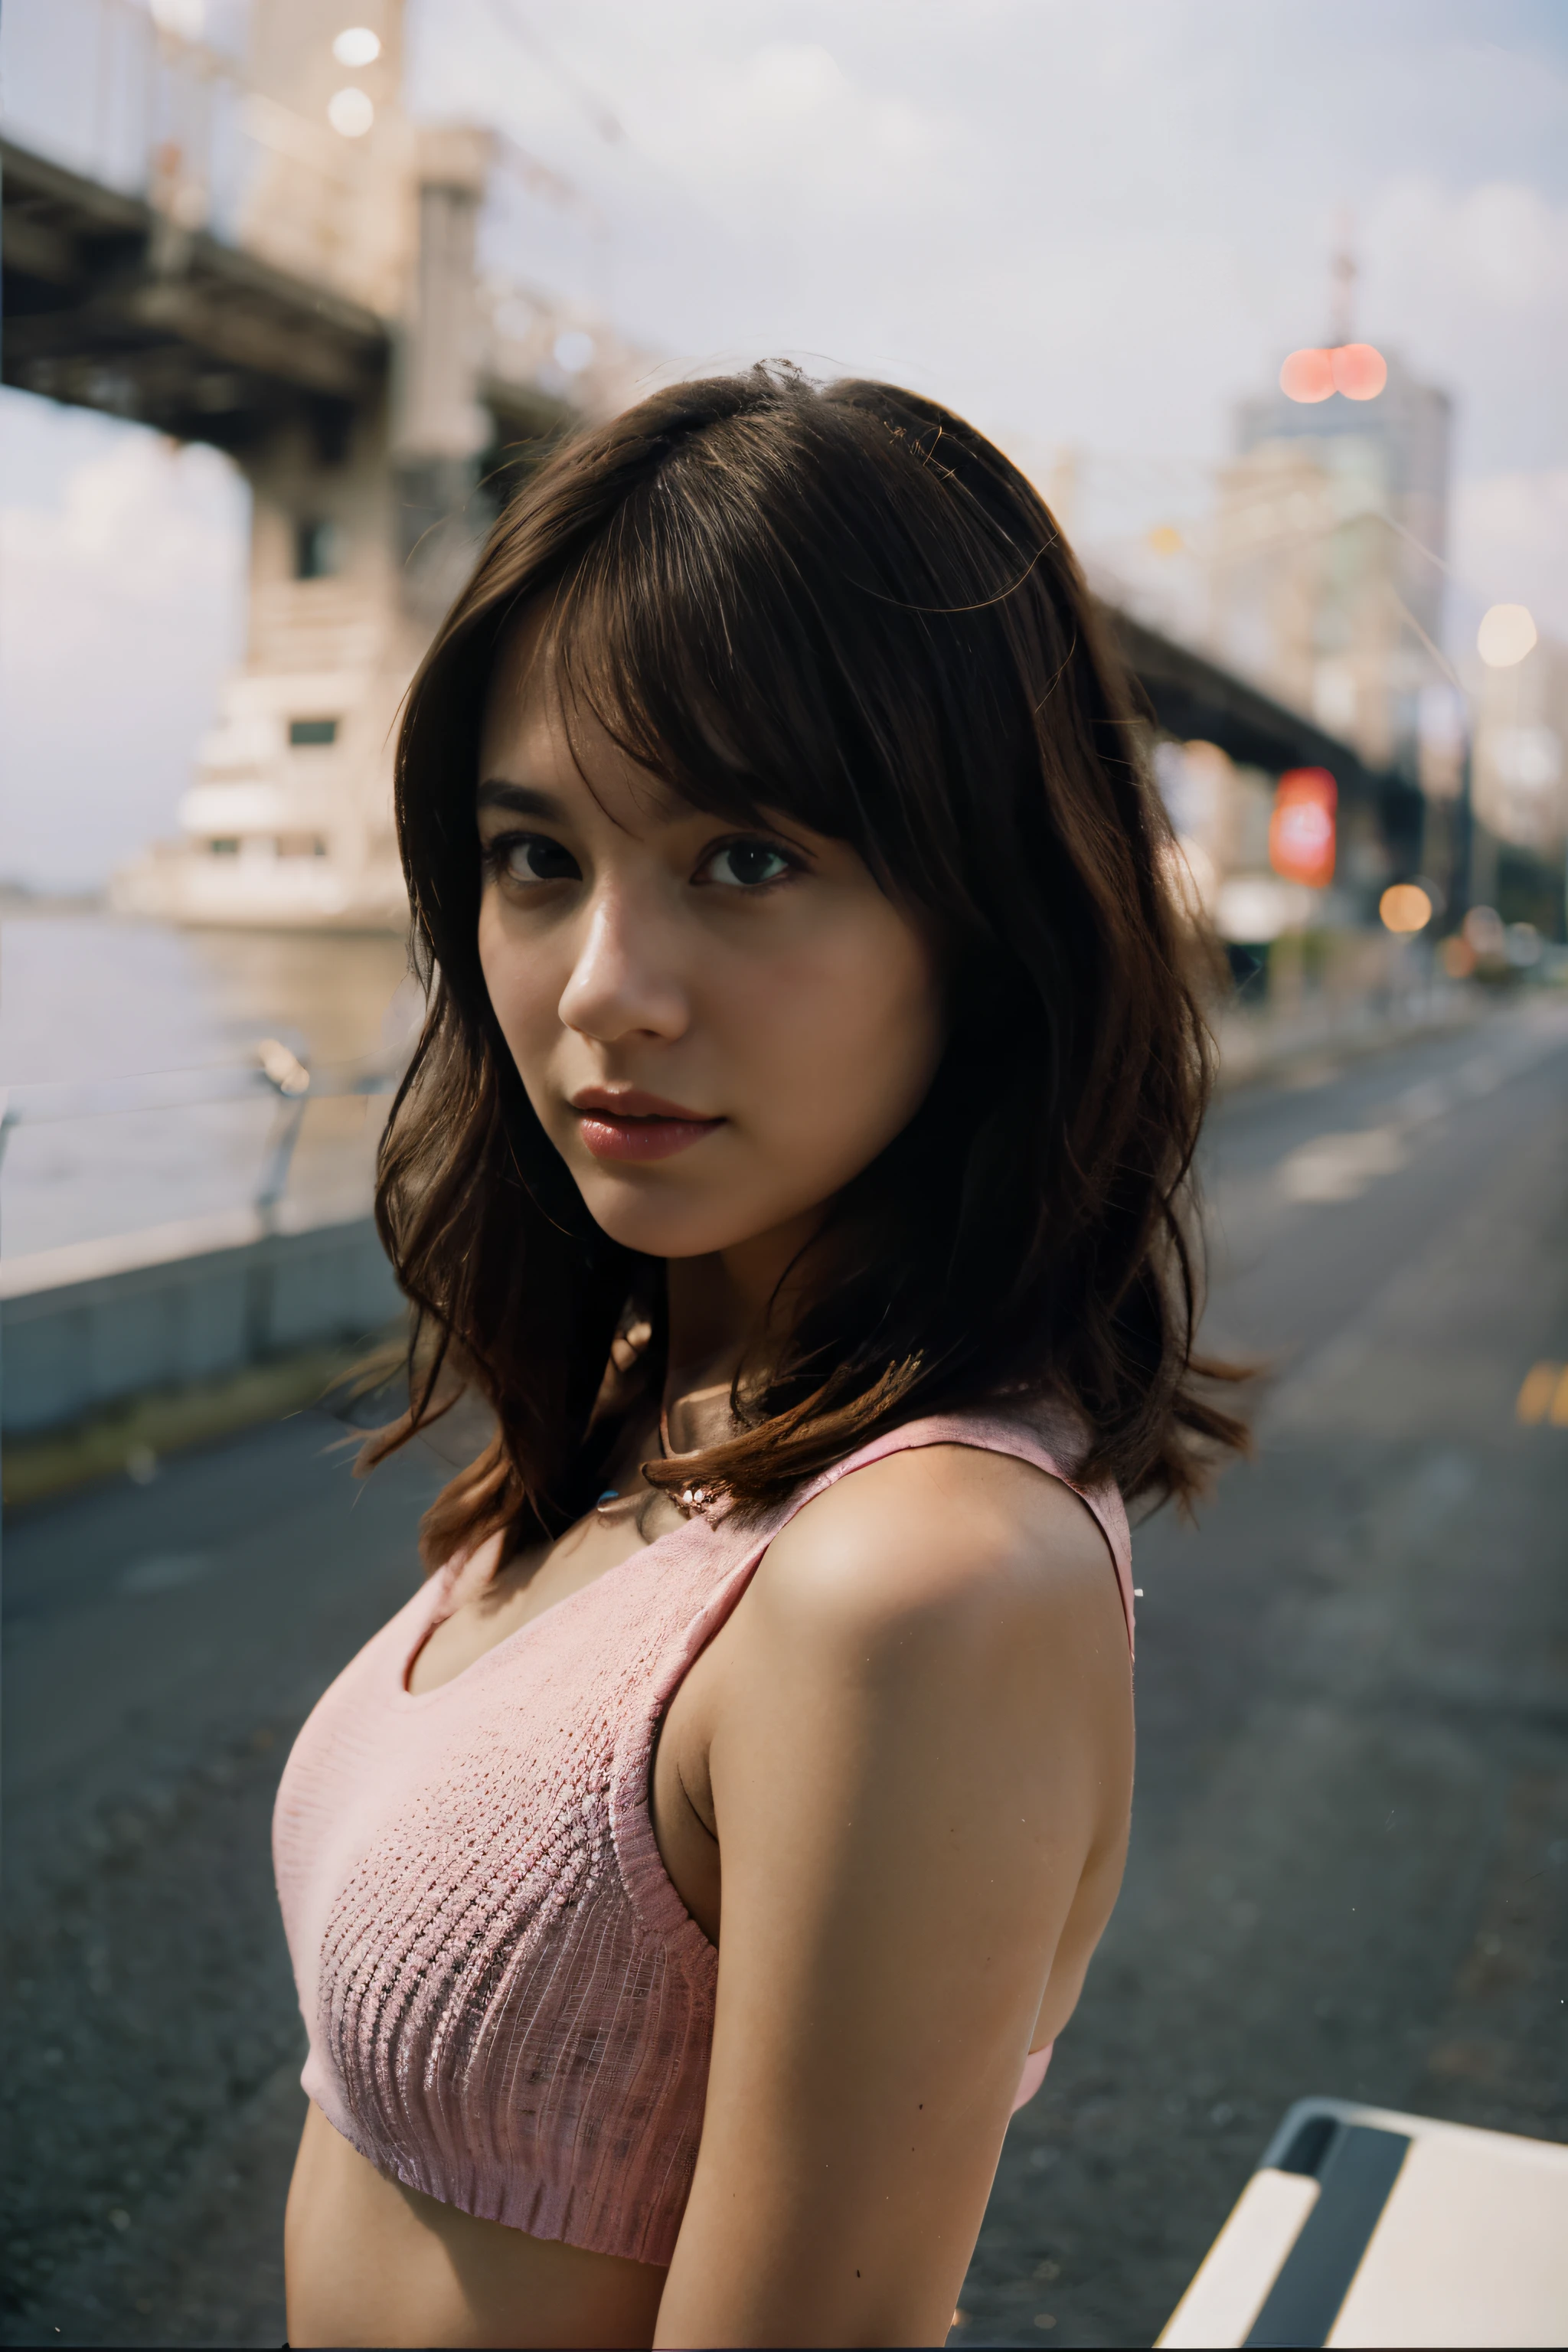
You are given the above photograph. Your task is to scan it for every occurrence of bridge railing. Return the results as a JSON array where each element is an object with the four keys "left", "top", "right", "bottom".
[
  {"left": 2, "top": 0, "right": 394, "bottom": 312},
  {"left": 0, "top": 1039, "right": 401, "bottom": 1228},
  {"left": 4, "top": 0, "right": 647, "bottom": 417}
]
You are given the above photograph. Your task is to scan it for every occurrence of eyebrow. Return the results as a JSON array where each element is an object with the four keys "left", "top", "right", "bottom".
[
  {"left": 477, "top": 772, "right": 714, "bottom": 835},
  {"left": 476, "top": 779, "right": 565, "bottom": 821}
]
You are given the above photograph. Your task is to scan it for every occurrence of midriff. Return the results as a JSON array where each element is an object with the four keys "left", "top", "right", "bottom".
[{"left": 284, "top": 2101, "right": 668, "bottom": 2350}]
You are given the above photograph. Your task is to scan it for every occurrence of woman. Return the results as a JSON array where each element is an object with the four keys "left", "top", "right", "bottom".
[{"left": 274, "top": 365, "right": 1243, "bottom": 2348}]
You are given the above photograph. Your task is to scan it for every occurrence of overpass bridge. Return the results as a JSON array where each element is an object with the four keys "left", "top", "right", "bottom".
[
  {"left": 1, "top": 0, "right": 1421, "bottom": 931},
  {"left": 2, "top": 0, "right": 645, "bottom": 927}
]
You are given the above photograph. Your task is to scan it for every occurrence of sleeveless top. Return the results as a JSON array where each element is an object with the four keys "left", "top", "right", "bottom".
[{"left": 273, "top": 1408, "right": 1133, "bottom": 2268}]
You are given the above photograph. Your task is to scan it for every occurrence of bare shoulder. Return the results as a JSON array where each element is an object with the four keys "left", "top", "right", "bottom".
[{"left": 749, "top": 1439, "right": 1120, "bottom": 1662}]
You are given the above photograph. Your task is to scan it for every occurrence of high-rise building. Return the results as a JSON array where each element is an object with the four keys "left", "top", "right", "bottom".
[
  {"left": 1470, "top": 631, "right": 1568, "bottom": 874},
  {"left": 1207, "top": 253, "right": 1452, "bottom": 785}
]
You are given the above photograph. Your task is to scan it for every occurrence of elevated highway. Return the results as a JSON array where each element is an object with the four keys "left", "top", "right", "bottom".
[{"left": 2, "top": 134, "right": 389, "bottom": 445}]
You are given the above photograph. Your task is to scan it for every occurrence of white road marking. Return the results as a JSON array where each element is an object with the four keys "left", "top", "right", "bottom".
[{"left": 1273, "top": 1003, "right": 1568, "bottom": 1207}]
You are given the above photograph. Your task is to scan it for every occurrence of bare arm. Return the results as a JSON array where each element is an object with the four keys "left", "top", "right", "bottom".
[{"left": 654, "top": 1444, "right": 1133, "bottom": 2349}]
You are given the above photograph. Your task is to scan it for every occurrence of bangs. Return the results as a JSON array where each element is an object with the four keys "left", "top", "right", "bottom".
[{"left": 533, "top": 438, "right": 919, "bottom": 890}]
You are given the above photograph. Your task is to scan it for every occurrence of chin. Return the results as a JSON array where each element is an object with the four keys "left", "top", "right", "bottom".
[{"left": 573, "top": 1171, "right": 782, "bottom": 1262}]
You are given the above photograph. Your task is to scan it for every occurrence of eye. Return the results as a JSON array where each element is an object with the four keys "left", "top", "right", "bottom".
[
  {"left": 487, "top": 832, "right": 580, "bottom": 885},
  {"left": 697, "top": 838, "right": 795, "bottom": 890}
]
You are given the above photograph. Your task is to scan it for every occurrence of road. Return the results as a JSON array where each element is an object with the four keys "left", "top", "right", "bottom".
[{"left": 4, "top": 995, "right": 1566, "bottom": 2348}]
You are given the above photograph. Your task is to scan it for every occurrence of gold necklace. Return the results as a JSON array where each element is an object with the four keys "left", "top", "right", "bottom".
[{"left": 593, "top": 1401, "right": 710, "bottom": 1522}]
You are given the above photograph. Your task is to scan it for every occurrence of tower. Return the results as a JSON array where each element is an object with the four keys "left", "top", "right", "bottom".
[
  {"left": 109, "top": 0, "right": 637, "bottom": 929},
  {"left": 1207, "top": 237, "right": 1452, "bottom": 786}
]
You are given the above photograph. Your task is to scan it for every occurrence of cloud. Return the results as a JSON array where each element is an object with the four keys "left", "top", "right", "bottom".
[
  {"left": 1371, "top": 175, "right": 1568, "bottom": 317},
  {"left": 1452, "top": 183, "right": 1568, "bottom": 310},
  {"left": 1361, "top": 172, "right": 1568, "bottom": 475},
  {"left": 0, "top": 423, "right": 247, "bottom": 890},
  {"left": 427, "top": 0, "right": 1568, "bottom": 497},
  {"left": 3, "top": 430, "right": 242, "bottom": 596},
  {"left": 611, "top": 38, "right": 954, "bottom": 220}
]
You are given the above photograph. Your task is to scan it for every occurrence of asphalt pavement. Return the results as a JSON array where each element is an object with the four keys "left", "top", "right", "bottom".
[{"left": 3, "top": 993, "right": 1566, "bottom": 2348}]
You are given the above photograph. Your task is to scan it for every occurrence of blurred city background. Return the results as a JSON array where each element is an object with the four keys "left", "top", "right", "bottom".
[{"left": 1, "top": 2, "right": 1564, "bottom": 2345}]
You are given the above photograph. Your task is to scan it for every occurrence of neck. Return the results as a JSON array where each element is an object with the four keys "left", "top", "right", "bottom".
[{"left": 663, "top": 1207, "right": 825, "bottom": 1400}]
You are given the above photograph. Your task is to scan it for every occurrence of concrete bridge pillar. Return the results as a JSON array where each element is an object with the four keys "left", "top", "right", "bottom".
[
  {"left": 394, "top": 123, "right": 494, "bottom": 624},
  {"left": 107, "top": 7, "right": 518, "bottom": 928}
]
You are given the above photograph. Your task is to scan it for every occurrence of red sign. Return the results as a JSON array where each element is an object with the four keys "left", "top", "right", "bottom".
[{"left": 1269, "top": 768, "right": 1337, "bottom": 888}]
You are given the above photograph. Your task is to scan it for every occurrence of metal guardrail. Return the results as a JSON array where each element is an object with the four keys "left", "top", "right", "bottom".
[{"left": 0, "top": 1039, "right": 400, "bottom": 1217}]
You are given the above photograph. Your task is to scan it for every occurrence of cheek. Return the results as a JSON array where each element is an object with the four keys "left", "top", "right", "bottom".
[
  {"left": 477, "top": 897, "right": 558, "bottom": 1067},
  {"left": 725, "top": 916, "right": 944, "bottom": 1161}
]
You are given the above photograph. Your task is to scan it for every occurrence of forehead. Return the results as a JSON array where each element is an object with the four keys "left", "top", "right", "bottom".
[
  {"left": 481, "top": 607, "right": 570, "bottom": 760},
  {"left": 479, "top": 612, "right": 689, "bottom": 827}
]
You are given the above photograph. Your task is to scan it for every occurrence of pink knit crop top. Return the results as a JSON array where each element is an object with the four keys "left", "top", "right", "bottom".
[{"left": 273, "top": 1409, "right": 1133, "bottom": 2268}]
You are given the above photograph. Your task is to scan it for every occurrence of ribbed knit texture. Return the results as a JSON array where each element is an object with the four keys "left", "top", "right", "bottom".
[{"left": 273, "top": 1410, "right": 1132, "bottom": 2266}]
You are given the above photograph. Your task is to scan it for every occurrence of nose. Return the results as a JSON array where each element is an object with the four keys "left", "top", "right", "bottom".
[{"left": 557, "top": 879, "right": 690, "bottom": 1044}]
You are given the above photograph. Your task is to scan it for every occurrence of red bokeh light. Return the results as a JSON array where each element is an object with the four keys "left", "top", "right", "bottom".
[
  {"left": 1269, "top": 768, "right": 1338, "bottom": 887},
  {"left": 1331, "top": 342, "right": 1387, "bottom": 400},
  {"left": 1279, "top": 348, "right": 1334, "bottom": 403},
  {"left": 1279, "top": 344, "right": 1388, "bottom": 405}
]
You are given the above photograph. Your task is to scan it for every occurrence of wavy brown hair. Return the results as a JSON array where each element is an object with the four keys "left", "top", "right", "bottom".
[{"left": 365, "top": 364, "right": 1246, "bottom": 1566}]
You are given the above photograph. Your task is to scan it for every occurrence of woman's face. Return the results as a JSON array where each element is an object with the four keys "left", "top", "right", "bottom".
[{"left": 476, "top": 628, "right": 946, "bottom": 1267}]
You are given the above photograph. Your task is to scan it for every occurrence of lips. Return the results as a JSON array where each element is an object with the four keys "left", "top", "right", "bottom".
[{"left": 569, "top": 1089, "right": 725, "bottom": 1165}]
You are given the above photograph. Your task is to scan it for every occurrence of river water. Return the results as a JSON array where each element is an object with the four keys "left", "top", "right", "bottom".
[{"left": 0, "top": 906, "right": 416, "bottom": 1258}]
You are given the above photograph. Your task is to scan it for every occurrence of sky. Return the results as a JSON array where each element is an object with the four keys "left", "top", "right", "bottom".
[{"left": 2, "top": 0, "right": 1566, "bottom": 887}]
